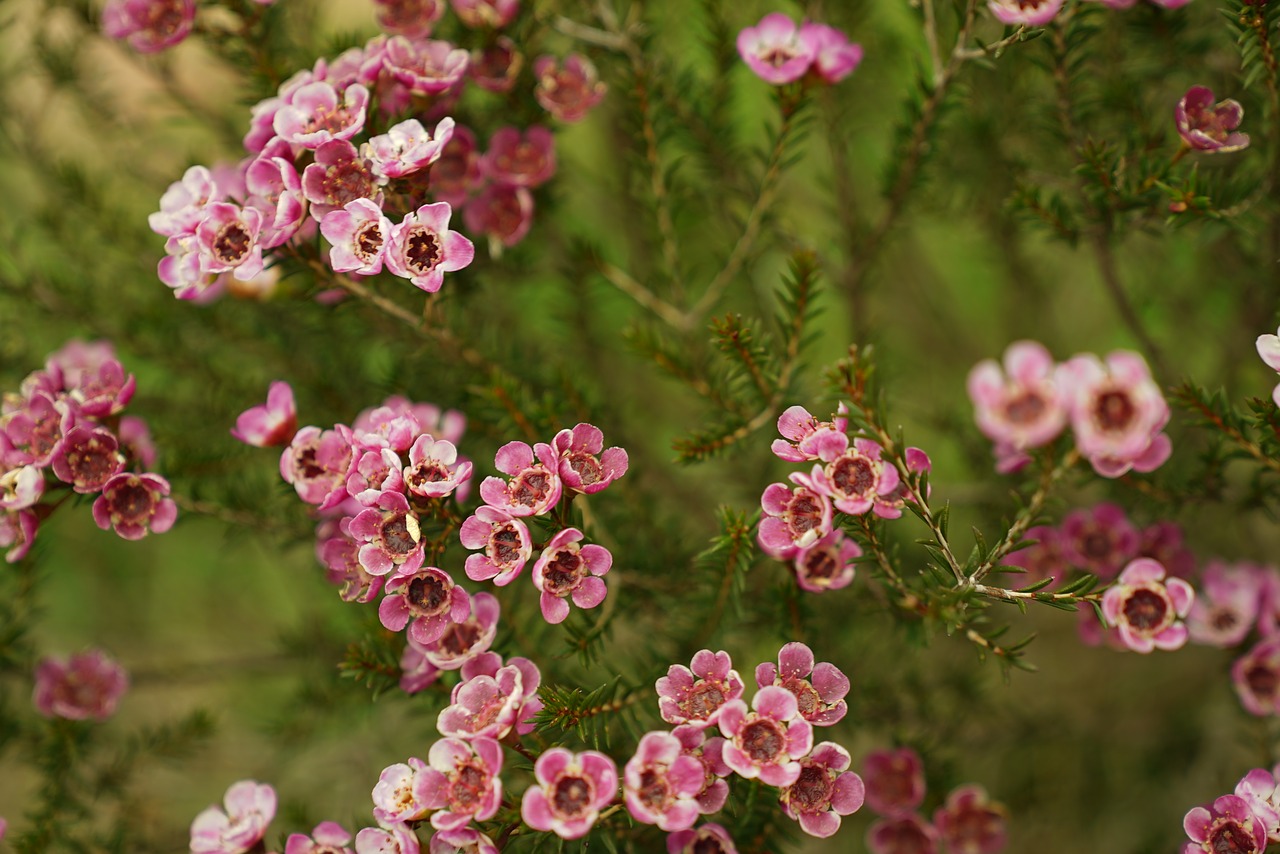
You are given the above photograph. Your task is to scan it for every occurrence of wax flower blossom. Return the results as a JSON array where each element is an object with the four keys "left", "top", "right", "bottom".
[
  {"left": 623, "top": 730, "right": 705, "bottom": 831},
  {"left": 321, "top": 199, "right": 394, "bottom": 276},
  {"left": 862, "top": 748, "right": 927, "bottom": 817},
  {"left": 1257, "top": 326, "right": 1280, "bottom": 406},
  {"left": 933, "top": 785, "right": 1007, "bottom": 854},
  {"left": 190, "top": 780, "right": 277, "bottom": 854},
  {"left": 460, "top": 506, "right": 532, "bottom": 585},
  {"left": 666, "top": 824, "right": 738, "bottom": 854},
  {"left": 755, "top": 642, "right": 849, "bottom": 726},
  {"left": 384, "top": 202, "right": 476, "bottom": 293},
  {"left": 1183, "top": 795, "right": 1267, "bottom": 854},
  {"left": 1187, "top": 561, "right": 1265, "bottom": 647},
  {"left": 717, "top": 685, "right": 813, "bottom": 787},
  {"left": 92, "top": 472, "right": 178, "bottom": 540},
  {"left": 1176, "top": 85, "right": 1250, "bottom": 153},
  {"left": 791, "top": 530, "right": 862, "bottom": 593},
  {"left": 736, "top": 13, "right": 817, "bottom": 85},
  {"left": 551, "top": 422, "right": 628, "bottom": 494},
  {"left": 867, "top": 814, "right": 940, "bottom": 854},
  {"left": 33, "top": 650, "right": 128, "bottom": 721},
  {"left": 780, "top": 742, "right": 865, "bottom": 838},
  {"left": 417, "top": 737, "right": 504, "bottom": 831},
  {"left": 530, "top": 527, "right": 612, "bottom": 624},
  {"left": 1233, "top": 636, "right": 1280, "bottom": 716},
  {"left": 373, "top": 758, "right": 435, "bottom": 824},
  {"left": 362, "top": 117, "right": 454, "bottom": 180},
  {"left": 533, "top": 54, "right": 607, "bottom": 122},
  {"left": 657, "top": 649, "right": 746, "bottom": 729},
  {"left": 231, "top": 381, "right": 298, "bottom": 447},
  {"left": 671, "top": 725, "right": 732, "bottom": 814},
  {"left": 1234, "top": 768, "right": 1280, "bottom": 844},
  {"left": 758, "top": 472, "right": 834, "bottom": 558},
  {"left": 379, "top": 566, "right": 471, "bottom": 644},
  {"left": 987, "top": 0, "right": 1064, "bottom": 25},
  {"left": 1058, "top": 350, "right": 1171, "bottom": 477},
  {"left": 285, "top": 822, "right": 354, "bottom": 854},
  {"left": 521, "top": 748, "right": 619, "bottom": 840},
  {"left": 771, "top": 404, "right": 849, "bottom": 463},
  {"left": 437, "top": 651, "right": 542, "bottom": 738},
  {"left": 811, "top": 437, "right": 900, "bottom": 517},
  {"left": 967, "top": 340, "right": 1068, "bottom": 468},
  {"left": 1059, "top": 502, "right": 1139, "bottom": 580},
  {"left": 478, "top": 440, "right": 562, "bottom": 516},
  {"left": 101, "top": 0, "right": 196, "bottom": 53},
  {"left": 1100, "top": 558, "right": 1195, "bottom": 653}
]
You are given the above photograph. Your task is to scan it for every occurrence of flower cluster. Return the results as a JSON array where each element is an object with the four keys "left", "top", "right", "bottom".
[
  {"left": 1181, "top": 766, "right": 1280, "bottom": 854},
  {"left": 760, "top": 404, "right": 930, "bottom": 593},
  {"left": 737, "top": 13, "right": 862, "bottom": 86},
  {"left": 1, "top": 339, "right": 175, "bottom": 558},
  {"left": 968, "top": 341, "right": 1171, "bottom": 477},
  {"left": 147, "top": 2, "right": 605, "bottom": 301},
  {"left": 863, "top": 746, "right": 1008, "bottom": 854},
  {"left": 33, "top": 649, "right": 129, "bottom": 721}
]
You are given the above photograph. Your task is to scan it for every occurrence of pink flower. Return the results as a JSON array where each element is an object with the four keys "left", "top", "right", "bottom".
[
  {"left": 286, "top": 822, "right": 354, "bottom": 854},
  {"left": 0, "top": 463, "right": 44, "bottom": 510},
  {"left": 427, "top": 828, "right": 497, "bottom": 854},
  {"left": 623, "top": 731, "right": 705, "bottom": 831},
  {"left": 385, "top": 202, "right": 476, "bottom": 292},
  {"left": 403, "top": 434, "right": 471, "bottom": 498},
  {"left": 383, "top": 37, "right": 470, "bottom": 94},
  {"left": 195, "top": 203, "right": 265, "bottom": 281},
  {"left": 1233, "top": 636, "right": 1280, "bottom": 716},
  {"left": 321, "top": 200, "right": 393, "bottom": 275},
  {"left": 417, "top": 591, "right": 500, "bottom": 670},
  {"left": 460, "top": 652, "right": 543, "bottom": 734},
  {"left": 460, "top": 506, "right": 532, "bottom": 585},
  {"left": 758, "top": 473, "right": 834, "bottom": 559},
  {"left": 534, "top": 55, "right": 607, "bottom": 122},
  {"left": 463, "top": 184, "right": 534, "bottom": 248},
  {"left": 478, "top": 440, "right": 562, "bottom": 516},
  {"left": 50, "top": 426, "right": 123, "bottom": 493},
  {"left": 1258, "top": 326, "right": 1280, "bottom": 406},
  {"left": 1101, "top": 558, "right": 1195, "bottom": 653},
  {"left": 352, "top": 405, "right": 421, "bottom": 453},
  {"left": 150, "top": 166, "right": 220, "bottom": 237},
  {"left": 521, "top": 748, "right": 618, "bottom": 840},
  {"left": 92, "top": 472, "right": 177, "bottom": 540},
  {"left": 1187, "top": 561, "right": 1264, "bottom": 647},
  {"left": 1183, "top": 795, "right": 1267, "bottom": 854},
  {"left": 350, "top": 491, "right": 425, "bottom": 576},
  {"left": 363, "top": 117, "right": 455, "bottom": 180},
  {"left": 281, "top": 426, "right": 354, "bottom": 508},
  {"left": 736, "top": 13, "right": 816, "bottom": 85},
  {"left": 354, "top": 825, "right": 419, "bottom": 854},
  {"left": 190, "top": 780, "right": 276, "bottom": 854},
  {"left": 718, "top": 685, "right": 813, "bottom": 787},
  {"left": 439, "top": 654, "right": 540, "bottom": 738},
  {"left": 245, "top": 154, "right": 307, "bottom": 249},
  {"left": 870, "top": 446, "right": 931, "bottom": 519},
  {"left": 1058, "top": 351, "right": 1171, "bottom": 477},
  {"left": 273, "top": 82, "right": 370, "bottom": 149},
  {"left": 755, "top": 642, "right": 849, "bottom": 726},
  {"left": 531, "top": 527, "right": 612, "bottom": 623},
  {"left": 968, "top": 341, "right": 1068, "bottom": 460},
  {"left": 666, "top": 824, "right": 738, "bottom": 854},
  {"left": 102, "top": 0, "right": 195, "bottom": 52},
  {"left": 1234, "top": 768, "right": 1280, "bottom": 844},
  {"left": 482, "top": 126, "right": 557, "bottom": 188},
  {"left": 781, "top": 742, "right": 865, "bottom": 838},
  {"left": 986, "top": 0, "right": 1064, "bottom": 26},
  {"left": 469, "top": 38, "right": 523, "bottom": 92},
  {"left": 4, "top": 391, "right": 71, "bottom": 468},
  {"left": 862, "top": 748, "right": 926, "bottom": 817},
  {"left": 933, "top": 785, "right": 1007, "bottom": 854},
  {"left": 372, "top": 0, "right": 444, "bottom": 37},
  {"left": 656, "top": 650, "right": 745, "bottom": 729},
  {"left": 400, "top": 636, "right": 441, "bottom": 693},
  {"left": 1, "top": 510, "right": 38, "bottom": 563},
  {"left": 671, "top": 725, "right": 731, "bottom": 814},
  {"left": 1001, "top": 525, "right": 1068, "bottom": 589},
  {"left": 772, "top": 404, "right": 849, "bottom": 463},
  {"left": 791, "top": 529, "right": 862, "bottom": 593},
  {"left": 799, "top": 23, "right": 863, "bottom": 84},
  {"left": 118, "top": 415, "right": 157, "bottom": 469},
  {"left": 373, "top": 757, "right": 437, "bottom": 824},
  {"left": 417, "top": 737, "right": 504, "bottom": 830},
  {"left": 380, "top": 566, "right": 471, "bottom": 644},
  {"left": 1136, "top": 520, "right": 1196, "bottom": 579},
  {"left": 231, "top": 381, "right": 297, "bottom": 447},
  {"left": 451, "top": 0, "right": 519, "bottom": 28},
  {"left": 1060, "top": 502, "right": 1139, "bottom": 580},
  {"left": 430, "top": 126, "right": 483, "bottom": 206},
  {"left": 346, "top": 448, "right": 405, "bottom": 505},
  {"left": 1176, "top": 86, "right": 1250, "bottom": 153},
  {"left": 868, "top": 814, "right": 940, "bottom": 854},
  {"left": 551, "top": 423, "right": 628, "bottom": 494},
  {"left": 33, "top": 650, "right": 128, "bottom": 720},
  {"left": 812, "top": 437, "right": 900, "bottom": 517},
  {"left": 303, "top": 140, "right": 384, "bottom": 222}
]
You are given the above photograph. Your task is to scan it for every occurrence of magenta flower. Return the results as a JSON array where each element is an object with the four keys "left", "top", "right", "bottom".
[
  {"left": 437, "top": 664, "right": 525, "bottom": 740},
  {"left": 346, "top": 448, "right": 405, "bottom": 506},
  {"left": 1101, "top": 558, "right": 1195, "bottom": 653},
  {"left": 245, "top": 154, "right": 307, "bottom": 249},
  {"left": 461, "top": 505, "right": 532, "bottom": 585},
  {"left": 772, "top": 404, "right": 849, "bottom": 463},
  {"left": 372, "top": 757, "right": 436, "bottom": 824},
  {"left": 1233, "top": 636, "right": 1280, "bottom": 716},
  {"left": 189, "top": 780, "right": 277, "bottom": 854},
  {"left": 418, "top": 591, "right": 500, "bottom": 670},
  {"left": 482, "top": 126, "right": 557, "bottom": 188},
  {"left": 379, "top": 566, "right": 471, "bottom": 644},
  {"left": 92, "top": 472, "right": 177, "bottom": 540},
  {"left": 463, "top": 184, "right": 535, "bottom": 248},
  {"left": 118, "top": 415, "right": 157, "bottom": 469},
  {"left": 231, "top": 381, "right": 297, "bottom": 447},
  {"left": 363, "top": 117, "right": 455, "bottom": 180},
  {"left": 478, "top": 440, "right": 561, "bottom": 516},
  {"left": 551, "top": 422, "right": 628, "bottom": 494},
  {"left": 791, "top": 530, "right": 862, "bottom": 594},
  {"left": 623, "top": 731, "right": 705, "bottom": 831},
  {"left": 534, "top": 55, "right": 607, "bottom": 122},
  {"left": 273, "top": 82, "right": 370, "bottom": 149},
  {"left": 1, "top": 509, "right": 38, "bottom": 563},
  {"left": 303, "top": 140, "right": 384, "bottom": 222},
  {"left": 33, "top": 650, "right": 128, "bottom": 721},
  {"left": 50, "top": 426, "right": 123, "bottom": 493},
  {"left": 352, "top": 405, "right": 422, "bottom": 453},
  {"left": 286, "top": 822, "right": 354, "bottom": 854},
  {"left": 522, "top": 747, "right": 619, "bottom": 839},
  {"left": 417, "top": 736, "right": 504, "bottom": 830},
  {"left": 321, "top": 200, "right": 393, "bottom": 276},
  {"left": 354, "top": 825, "right": 419, "bottom": 854},
  {"left": 755, "top": 642, "right": 849, "bottom": 727},
  {"left": 451, "top": 0, "right": 519, "bottom": 28},
  {"left": 1187, "top": 561, "right": 1264, "bottom": 647},
  {"left": 470, "top": 37, "right": 523, "bottom": 92},
  {"left": 671, "top": 725, "right": 731, "bottom": 814},
  {"left": 531, "top": 527, "right": 612, "bottom": 624},
  {"left": 933, "top": 785, "right": 1007, "bottom": 854},
  {"left": 736, "top": 13, "right": 817, "bottom": 85},
  {"left": 102, "top": 0, "right": 195, "bottom": 53},
  {"left": 1234, "top": 768, "right": 1280, "bottom": 844},
  {"left": 657, "top": 649, "right": 745, "bottom": 729},
  {"left": 1058, "top": 351, "right": 1171, "bottom": 477},
  {"left": 968, "top": 341, "right": 1068, "bottom": 461},
  {"left": 862, "top": 747, "right": 926, "bottom": 817},
  {"left": 403, "top": 434, "right": 471, "bottom": 498},
  {"left": 718, "top": 685, "right": 813, "bottom": 786},
  {"left": 758, "top": 473, "right": 834, "bottom": 559},
  {"left": 385, "top": 202, "right": 476, "bottom": 292},
  {"left": 384, "top": 36, "right": 470, "bottom": 94},
  {"left": 4, "top": 391, "right": 71, "bottom": 468},
  {"left": 799, "top": 23, "right": 863, "bottom": 84},
  {"left": 813, "top": 437, "right": 900, "bottom": 517},
  {"left": 1002, "top": 525, "right": 1068, "bottom": 589},
  {"left": 350, "top": 491, "right": 425, "bottom": 576},
  {"left": 868, "top": 814, "right": 940, "bottom": 854},
  {"left": 1183, "top": 795, "right": 1267, "bottom": 854},
  {"left": 1176, "top": 86, "right": 1250, "bottom": 153},
  {"left": 461, "top": 651, "right": 543, "bottom": 734},
  {"left": 666, "top": 823, "right": 738, "bottom": 854},
  {"left": 781, "top": 741, "right": 865, "bottom": 838},
  {"left": 1060, "top": 502, "right": 1139, "bottom": 580},
  {"left": 372, "top": 0, "right": 444, "bottom": 38},
  {"left": 427, "top": 828, "right": 497, "bottom": 854},
  {"left": 986, "top": 0, "right": 1064, "bottom": 26}
]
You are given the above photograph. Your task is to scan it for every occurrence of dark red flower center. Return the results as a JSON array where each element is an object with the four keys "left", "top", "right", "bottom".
[
  {"left": 567, "top": 450, "right": 603, "bottom": 485},
  {"left": 382, "top": 514, "right": 418, "bottom": 556},
  {"left": 65, "top": 436, "right": 118, "bottom": 488},
  {"left": 801, "top": 546, "right": 841, "bottom": 582},
  {"left": 1121, "top": 588, "right": 1169, "bottom": 632},
  {"left": 542, "top": 548, "right": 583, "bottom": 596},
  {"left": 780, "top": 676, "right": 821, "bottom": 718},
  {"left": 490, "top": 524, "right": 523, "bottom": 565},
  {"left": 637, "top": 768, "right": 671, "bottom": 811},
  {"left": 511, "top": 466, "right": 552, "bottom": 507},
  {"left": 1208, "top": 819, "right": 1260, "bottom": 854},
  {"left": 318, "top": 159, "right": 377, "bottom": 208},
  {"left": 405, "top": 227, "right": 442, "bottom": 274},
  {"left": 691, "top": 833, "right": 731, "bottom": 854},
  {"left": 788, "top": 763, "right": 833, "bottom": 814},
  {"left": 1246, "top": 663, "right": 1280, "bottom": 698},
  {"left": 214, "top": 222, "right": 251, "bottom": 265},
  {"left": 948, "top": 804, "right": 1003, "bottom": 846},
  {"left": 785, "top": 489, "right": 824, "bottom": 536},
  {"left": 741, "top": 718, "right": 784, "bottom": 763},
  {"left": 407, "top": 573, "right": 448, "bottom": 614},
  {"left": 109, "top": 480, "right": 155, "bottom": 523},
  {"left": 438, "top": 620, "right": 483, "bottom": 656},
  {"left": 145, "top": 0, "right": 187, "bottom": 38},
  {"left": 552, "top": 774, "right": 594, "bottom": 819},
  {"left": 354, "top": 221, "right": 384, "bottom": 260},
  {"left": 831, "top": 455, "right": 876, "bottom": 498},
  {"left": 448, "top": 761, "right": 487, "bottom": 812},
  {"left": 1094, "top": 389, "right": 1135, "bottom": 431},
  {"left": 1004, "top": 390, "right": 1046, "bottom": 424},
  {"left": 679, "top": 681, "right": 726, "bottom": 720}
]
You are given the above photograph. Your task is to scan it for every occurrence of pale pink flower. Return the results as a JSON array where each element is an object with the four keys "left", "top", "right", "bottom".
[
  {"left": 968, "top": 341, "right": 1068, "bottom": 459},
  {"left": 118, "top": 415, "right": 157, "bottom": 469},
  {"left": 461, "top": 651, "right": 542, "bottom": 734},
  {"left": 1058, "top": 351, "right": 1171, "bottom": 478},
  {"left": 303, "top": 140, "right": 384, "bottom": 222},
  {"left": 1187, "top": 560, "right": 1265, "bottom": 647},
  {"left": 403, "top": 434, "right": 471, "bottom": 498},
  {"left": 1234, "top": 636, "right": 1280, "bottom": 716},
  {"left": 286, "top": 822, "right": 354, "bottom": 854},
  {"left": 431, "top": 126, "right": 483, "bottom": 206},
  {"left": 354, "top": 825, "right": 419, "bottom": 854},
  {"left": 736, "top": 13, "right": 816, "bottom": 85},
  {"left": 189, "top": 780, "right": 276, "bottom": 854},
  {"left": 427, "top": 829, "right": 497, "bottom": 854},
  {"left": 755, "top": 642, "right": 849, "bottom": 726},
  {"left": 363, "top": 117, "right": 455, "bottom": 180},
  {"left": 437, "top": 666, "right": 525, "bottom": 741},
  {"left": 1234, "top": 768, "right": 1280, "bottom": 844},
  {"left": 1176, "top": 86, "right": 1249, "bottom": 153},
  {"left": 383, "top": 37, "right": 469, "bottom": 94},
  {"left": 92, "top": 472, "right": 177, "bottom": 540},
  {"left": 373, "top": 0, "right": 444, "bottom": 38},
  {"left": 531, "top": 527, "right": 611, "bottom": 623},
  {"left": 417, "top": 737, "right": 504, "bottom": 830},
  {"left": 373, "top": 757, "right": 437, "bottom": 824},
  {"left": 280, "top": 426, "right": 354, "bottom": 508},
  {"left": 380, "top": 566, "right": 471, "bottom": 644},
  {"left": 799, "top": 23, "right": 863, "bottom": 84},
  {"left": 451, "top": 0, "right": 519, "bottom": 28},
  {"left": 347, "top": 449, "right": 405, "bottom": 505},
  {"left": 868, "top": 814, "right": 940, "bottom": 854},
  {"left": 521, "top": 748, "right": 618, "bottom": 840},
  {"left": 624, "top": 731, "right": 705, "bottom": 831},
  {"left": 772, "top": 404, "right": 849, "bottom": 463},
  {"left": 1183, "top": 795, "right": 1267, "bottom": 854},
  {"left": 385, "top": 202, "right": 476, "bottom": 292},
  {"left": 463, "top": 184, "right": 534, "bottom": 248},
  {"left": 534, "top": 55, "right": 607, "bottom": 122},
  {"left": 482, "top": 126, "right": 556, "bottom": 188},
  {"left": 666, "top": 824, "right": 738, "bottom": 854},
  {"left": 718, "top": 685, "right": 813, "bottom": 787},
  {"left": 871, "top": 446, "right": 932, "bottom": 519},
  {"left": 273, "top": 82, "right": 370, "bottom": 149},
  {"left": 460, "top": 505, "right": 532, "bottom": 585},
  {"left": 400, "top": 635, "right": 442, "bottom": 693},
  {"left": 0, "top": 463, "right": 44, "bottom": 510},
  {"left": 987, "top": 0, "right": 1064, "bottom": 26},
  {"left": 231, "top": 381, "right": 297, "bottom": 447},
  {"left": 671, "top": 725, "right": 731, "bottom": 814},
  {"left": 791, "top": 530, "right": 862, "bottom": 593},
  {"left": 812, "top": 437, "right": 900, "bottom": 517},
  {"left": 418, "top": 591, "right": 500, "bottom": 670},
  {"left": 862, "top": 747, "right": 926, "bottom": 817},
  {"left": 758, "top": 472, "right": 834, "bottom": 559},
  {"left": 352, "top": 405, "right": 421, "bottom": 453},
  {"left": 102, "top": 0, "right": 195, "bottom": 52},
  {"left": 4, "top": 391, "right": 71, "bottom": 467},
  {"left": 656, "top": 649, "right": 745, "bottom": 729},
  {"left": 550, "top": 423, "right": 628, "bottom": 494},
  {"left": 1, "top": 510, "right": 38, "bottom": 563},
  {"left": 321, "top": 200, "right": 393, "bottom": 275},
  {"left": 478, "top": 440, "right": 561, "bottom": 516},
  {"left": 245, "top": 154, "right": 307, "bottom": 249},
  {"left": 33, "top": 650, "right": 128, "bottom": 721},
  {"left": 781, "top": 742, "right": 865, "bottom": 838},
  {"left": 1100, "top": 558, "right": 1195, "bottom": 653},
  {"left": 150, "top": 166, "right": 220, "bottom": 237},
  {"left": 1258, "top": 326, "right": 1280, "bottom": 406},
  {"left": 350, "top": 490, "right": 425, "bottom": 576}
]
